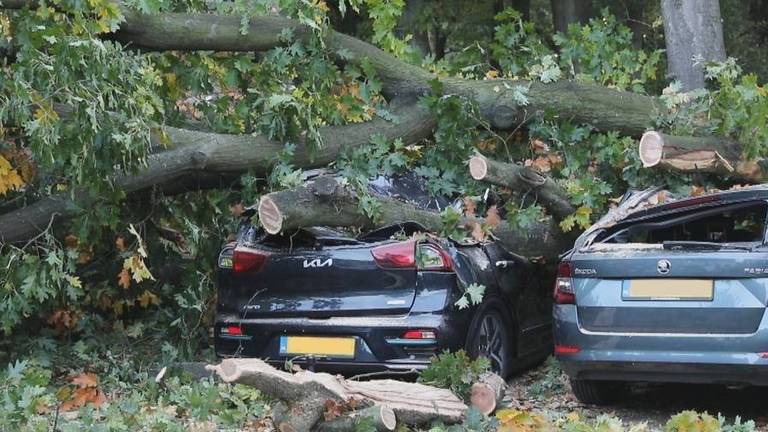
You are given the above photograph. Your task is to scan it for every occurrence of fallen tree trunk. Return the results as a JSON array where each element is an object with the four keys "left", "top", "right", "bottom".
[
  {"left": 470, "top": 372, "right": 506, "bottom": 415},
  {"left": 258, "top": 176, "right": 571, "bottom": 260},
  {"left": 0, "top": 100, "right": 433, "bottom": 243},
  {"left": 206, "top": 358, "right": 466, "bottom": 430},
  {"left": 3, "top": 0, "right": 663, "bottom": 135},
  {"left": 638, "top": 131, "right": 766, "bottom": 182},
  {"left": 468, "top": 155, "right": 575, "bottom": 221}
]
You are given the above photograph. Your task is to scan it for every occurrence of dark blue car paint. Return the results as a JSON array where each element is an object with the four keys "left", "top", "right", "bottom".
[{"left": 215, "top": 230, "right": 554, "bottom": 373}]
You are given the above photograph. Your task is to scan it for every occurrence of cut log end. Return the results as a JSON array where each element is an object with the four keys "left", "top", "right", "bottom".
[
  {"left": 639, "top": 131, "right": 664, "bottom": 167},
  {"left": 379, "top": 405, "right": 397, "bottom": 431},
  {"left": 469, "top": 155, "right": 489, "bottom": 180},
  {"left": 470, "top": 373, "right": 505, "bottom": 415},
  {"left": 258, "top": 196, "right": 283, "bottom": 234}
]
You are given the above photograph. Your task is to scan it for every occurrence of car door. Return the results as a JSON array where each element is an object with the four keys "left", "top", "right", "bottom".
[{"left": 483, "top": 242, "right": 551, "bottom": 356}]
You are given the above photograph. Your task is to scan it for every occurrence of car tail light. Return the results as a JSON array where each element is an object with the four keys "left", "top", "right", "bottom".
[
  {"left": 554, "top": 344, "right": 580, "bottom": 355},
  {"left": 223, "top": 325, "right": 243, "bottom": 336},
  {"left": 232, "top": 246, "right": 269, "bottom": 273},
  {"left": 554, "top": 261, "right": 575, "bottom": 304},
  {"left": 372, "top": 240, "right": 416, "bottom": 269},
  {"left": 416, "top": 243, "right": 453, "bottom": 272},
  {"left": 402, "top": 329, "right": 437, "bottom": 339}
]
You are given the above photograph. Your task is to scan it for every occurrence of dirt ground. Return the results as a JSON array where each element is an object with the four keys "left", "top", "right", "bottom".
[{"left": 503, "top": 357, "right": 768, "bottom": 430}]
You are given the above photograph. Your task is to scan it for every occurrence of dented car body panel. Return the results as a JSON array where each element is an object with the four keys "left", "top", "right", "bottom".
[
  {"left": 555, "top": 186, "right": 768, "bottom": 386},
  {"left": 215, "top": 174, "right": 553, "bottom": 374}
]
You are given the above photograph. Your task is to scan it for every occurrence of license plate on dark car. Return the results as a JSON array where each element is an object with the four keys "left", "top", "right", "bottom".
[{"left": 278, "top": 336, "right": 356, "bottom": 358}]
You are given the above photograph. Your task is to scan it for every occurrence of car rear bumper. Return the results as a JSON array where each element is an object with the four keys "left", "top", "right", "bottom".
[
  {"left": 554, "top": 305, "right": 768, "bottom": 386},
  {"left": 214, "top": 312, "right": 468, "bottom": 374}
]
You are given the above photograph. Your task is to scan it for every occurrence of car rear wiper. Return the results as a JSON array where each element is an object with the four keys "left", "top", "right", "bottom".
[{"left": 662, "top": 241, "right": 753, "bottom": 251}]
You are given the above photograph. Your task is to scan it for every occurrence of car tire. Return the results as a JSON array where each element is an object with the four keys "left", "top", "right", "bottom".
[
  {"left": 569, "top": 379, "right": 625, "bottom": 405},
  {"left": 466, "top": 303, "right": 514, "bottom": 378}
]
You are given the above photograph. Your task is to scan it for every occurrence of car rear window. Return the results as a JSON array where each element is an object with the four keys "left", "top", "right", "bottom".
[{"left": 595, "top": 201, "right": 767, "bottom": 245}]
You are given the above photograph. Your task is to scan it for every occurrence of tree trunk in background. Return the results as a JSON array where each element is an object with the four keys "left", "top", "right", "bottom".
[
  {"left": 497, "top": 0, "right": 531, "bottom": 21},
  {"left": 661, "top": 0, "right": 727, "bottom": 91},
  {"left": 550, "top": 0, "right": 592, "bottom": 34},
  {"left": 399, "top": 0, "right": 430, "bottom": 58}
]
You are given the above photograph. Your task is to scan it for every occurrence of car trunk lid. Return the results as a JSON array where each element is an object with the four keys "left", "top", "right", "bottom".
[
  {"left": 571, "top": 251, "right": 768, "bottom": 334},
  {"left": 222, "top": 228, "right": 419, "bottom": 318}
]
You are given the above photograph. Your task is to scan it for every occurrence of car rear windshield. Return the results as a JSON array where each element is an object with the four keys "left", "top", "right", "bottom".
[{"left": 594, "top": 201, "right": 767, "bottom": 246}]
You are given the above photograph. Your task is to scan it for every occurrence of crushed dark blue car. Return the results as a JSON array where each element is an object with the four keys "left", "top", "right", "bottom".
[{"left": 215, "top": 174, "right": 552, "bottom": 377}]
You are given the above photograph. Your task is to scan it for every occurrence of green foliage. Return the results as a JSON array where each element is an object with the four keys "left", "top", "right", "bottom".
[
  {"left": 554, "top": 8, "right": 663, "bottom": 92},
  {"left": 524, "top": 356, "right": 565, "bottom": 401},
  {"left": 455, "top": 283, "right": 485, "bottom": 310},
  {"left": 418, "top": 350, "right": 490, "bottom": 401},
  {"left": 416, "top": 79, "right": 481, "bottom": 197},
  {"left": 661, "top": 59, "right": 768, "bottom": 160}
]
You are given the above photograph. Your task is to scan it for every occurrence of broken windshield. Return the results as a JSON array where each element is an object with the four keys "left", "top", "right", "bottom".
[{"left": 589, "top": 201, "right": 767, "bottom": 249}]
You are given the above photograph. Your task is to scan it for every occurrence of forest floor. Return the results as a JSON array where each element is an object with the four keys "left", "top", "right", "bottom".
[{"left": 504, "top": 357, "right": 768, "bottom": 430}]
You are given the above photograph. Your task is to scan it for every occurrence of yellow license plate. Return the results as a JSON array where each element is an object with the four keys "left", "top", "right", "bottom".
[
  {"left": 279, "top": 336, "right": 356, "bottom": 358},
  {"left": 627, "top": 279, "right": 713, "bottom": 300}
]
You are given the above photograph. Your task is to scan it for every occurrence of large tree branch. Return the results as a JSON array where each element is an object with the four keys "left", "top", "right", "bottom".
[
  {"left": 258, "top": 176, "right": 571, "bottom": 260},
  {"left": 468, "top": 154, "right": 575, "bottom": 221},
  {"left": 3, "top": 0, "right": 663, "bottom": 134},
  {"left": 0, "top": 100, "right": 433, "bottom": 243},
  {"left": 639, "top": 130, "right": 767, "bottom": 182}
]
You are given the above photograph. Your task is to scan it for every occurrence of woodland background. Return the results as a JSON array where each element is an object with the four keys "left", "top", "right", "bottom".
[{"left": 1, "top": 0, "right": 768, "bottom": 430}]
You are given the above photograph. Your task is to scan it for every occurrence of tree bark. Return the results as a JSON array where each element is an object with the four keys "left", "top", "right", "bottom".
[
  {"left": 661, "top": 0, "right": 727, "bottom": 91},
  {"left": 638, "top": 130, "right": 767, "bottom": 182},
  {"left": 550, "top": 0, "right": 592, "bottom": 34},
  {"left": 469, "top": 372, "right": 506, "bottom": 415},
  {"left": 468, "top": 155, "right": 575, "bottom": 220},
  {"left": 258, "top": 176, "right": 570, "bottom": 260},
  {"left": 206, "top": 358, "right": 467, "bottom": 428},
  {"left": 0, "top": 100, "right": 433, "bottom": 243},
  {"left": 1, "top": 0, "right": 665, "bottom": 135}
]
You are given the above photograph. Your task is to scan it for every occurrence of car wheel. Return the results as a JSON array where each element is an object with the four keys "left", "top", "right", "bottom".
[
  {"left": 468, "top": 307, "right": 512, "bottom": 378},
  {"left": 569, "top": 379, "right": 625, "bottom": 405}
]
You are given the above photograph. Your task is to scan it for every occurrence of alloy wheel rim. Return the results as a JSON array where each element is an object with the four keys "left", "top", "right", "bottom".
[{"left": 478, "top": 312, "right": 506, "bottom": 374}]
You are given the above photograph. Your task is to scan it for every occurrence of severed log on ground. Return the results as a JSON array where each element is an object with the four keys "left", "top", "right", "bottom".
[
  {"left": 468, "top": 155, "right": 575, "bottom": 221},
  {"left": 206, "top": 358, "right": 466, "bottom": 431},
  {"left": 639, "top": 131, "right": 767, "bottom": 182},
  {"left": 258, "top": 176, "right": 572, "bottom": 260},
  {"left": 470, "top": 372, "right": 506, "bottom": 415}
]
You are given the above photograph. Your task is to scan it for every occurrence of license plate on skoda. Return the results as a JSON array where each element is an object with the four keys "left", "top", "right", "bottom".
[
  {"left": 624, "top": 279, "right": 714, "bottom": 301},
  {"left": 278, "top": 336, "right": 356, "bottom": 358}
]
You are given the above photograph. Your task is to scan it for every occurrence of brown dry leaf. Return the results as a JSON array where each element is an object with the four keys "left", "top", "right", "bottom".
[
  {"left": 470, "top": 221, "right": 486, "bottom": 242},
  {"left": 463, "top": 196, "right": 477, "bottom": 217},
  {"left": 47, "top": 309, "right": 80, "bottom": 333},
  {"left": 476, "top": 138, "right": 497, "bottom": 152},
  {"left": 77, "top": 246, "right": 93, "bottom": 265},
  {"left": 137, "top": 290, "right": 159, "bottom": 308},
  {"left": 117, "top": 268, "right": 131, "bottom": 289},
  {"left": 64, "top": 234, "right": 79, "bottom": 249},
  {"left": 529, "top": 156, "right": 552, "bottom": 173},
  {"left": 486, "top": 206, "right": 501, "bottom": 228},
  {"left": 323, "top": 399, "right": 346, "bottom": 421},
  {"left": 115, "top": 236, "right": 127, "bottom": 252},
  {"left": 60, "top": 373, "right": 106, "bottom": 411},
  {"left": 530, "top": 138, "right": 549, "bottom": 154},
  {"left": 691, "top": 185, "right": 706, "bottom": 196},
  {"left": 71, "top": 372, "right": 98, "bottom": 388},
  {"left": 229, "top": 202, "right": 245, "bottom": 218}
]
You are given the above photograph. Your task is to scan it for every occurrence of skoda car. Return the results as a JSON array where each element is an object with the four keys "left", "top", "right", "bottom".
[
  {"left": 555, "top": 186, "right": 768, "bottom": 404},
  {"left": 214, "top": 174, "right": 552, "bottom": 376}
]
